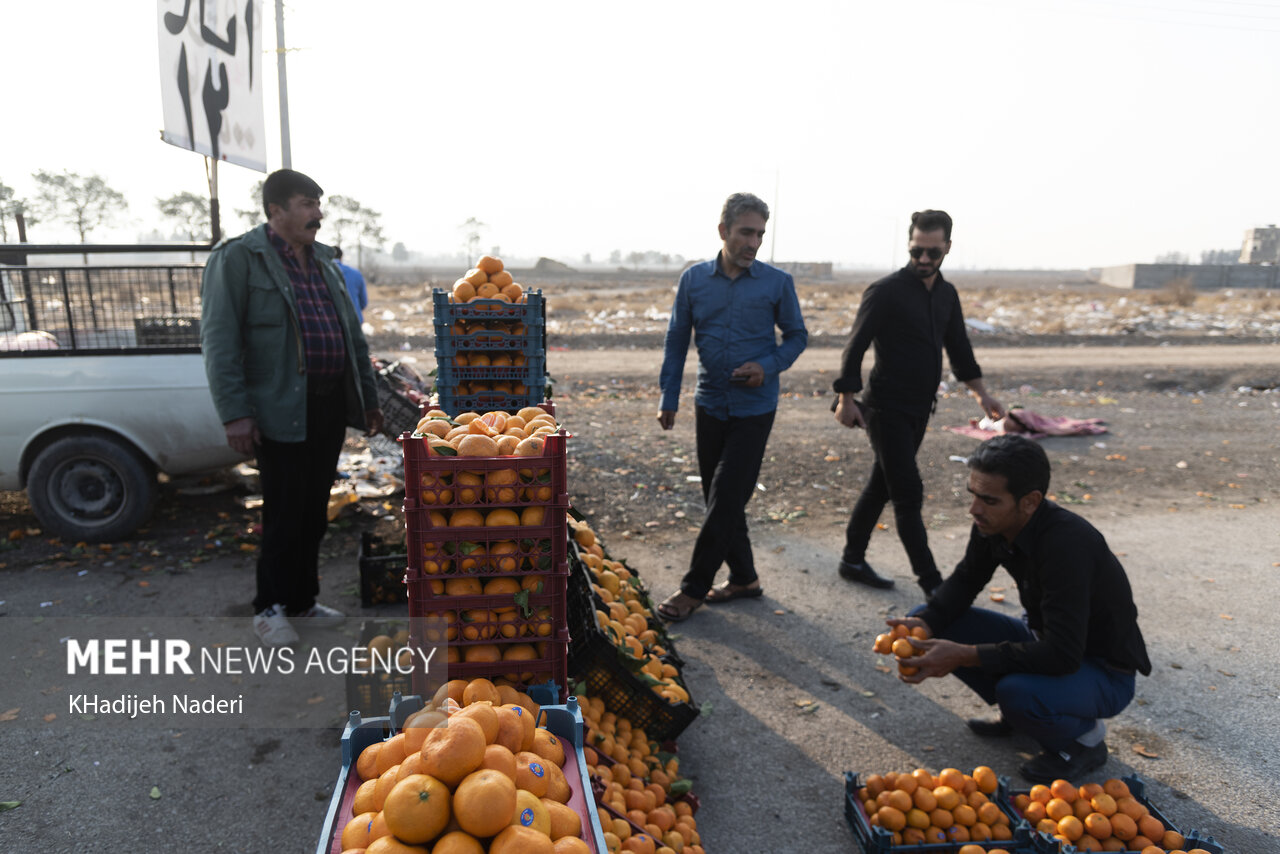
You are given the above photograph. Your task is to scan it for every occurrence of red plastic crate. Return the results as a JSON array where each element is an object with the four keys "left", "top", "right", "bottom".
[
  {"left": 405, "top": 510, "right": 568, "bottom": 578},
  {"left": 402, "top": 430, "right": 568, "bottom": 511},
  {"left": 407, "top": 570, "right": 568, "bottom": 641},
  {"left": 411, "top": 629, "right": 569, "bottom": 702}
]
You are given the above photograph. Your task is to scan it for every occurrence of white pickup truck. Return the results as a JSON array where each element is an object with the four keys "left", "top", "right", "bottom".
[{"left": 0, "top": 258, "right": 244, "bottom": 541}]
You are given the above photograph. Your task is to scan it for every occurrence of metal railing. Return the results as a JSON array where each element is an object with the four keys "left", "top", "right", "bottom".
[{"left": 1, "top": 263, "right": 206, "bottom": 354}]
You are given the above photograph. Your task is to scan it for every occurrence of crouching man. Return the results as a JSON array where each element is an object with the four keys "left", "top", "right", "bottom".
[{"left": 885, "top": 435, "right": 1150, "bottom": 783}]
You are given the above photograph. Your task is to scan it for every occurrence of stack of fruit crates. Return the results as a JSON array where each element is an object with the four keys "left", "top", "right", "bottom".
[
  {"left": 401, "top": 430, "right": 571, "bottom": 700},
  {"left": 432, "top": 288, "right": 548, "bottom": 415}
]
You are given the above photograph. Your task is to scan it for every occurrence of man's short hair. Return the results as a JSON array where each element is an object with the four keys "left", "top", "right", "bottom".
[
  {"left": 909, "top": 209, "right": 952, "bottom": 241},
  {"left": 967, "top": 434, "right": 1050, "bottom": 499},
  {"left": 721, "top": 193, "right": 770, "bottom": 230},
  {"left": 262, "top": 169, "right": 324, "bottom": 217}
]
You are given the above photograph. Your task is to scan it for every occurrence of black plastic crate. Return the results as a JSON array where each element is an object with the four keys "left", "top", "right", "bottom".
[
  {"left": 1001, "top": 773, "right": 1185, "bottom": 854},
  {"left": 569, "top": 625, "right": 698, "bottom": 744},
  {"left": 844, "top": 771, "right": 1033, "bottom": 854},
  {"left": 344, "top": 620, "right": 414, "bottom": 716},
  {"left": 358, "top": 531, "right": 407, "bottom": 607}
]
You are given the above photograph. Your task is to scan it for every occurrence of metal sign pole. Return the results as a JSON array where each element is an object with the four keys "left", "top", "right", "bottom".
[{"left": 276, "top": 0, "right": 292, "bottom": 169}]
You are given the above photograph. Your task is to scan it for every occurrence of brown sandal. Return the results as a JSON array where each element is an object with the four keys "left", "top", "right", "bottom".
[
  {"left": 704, "top": 580, "right": 764, "bottom": 604},
  {"left": 656, "top": 591, "right": 703, "bottom": 623}
]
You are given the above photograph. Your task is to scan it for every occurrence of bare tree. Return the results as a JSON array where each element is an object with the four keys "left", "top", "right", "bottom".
[
  {"left": 234, "top": 179, "right": 265, "bottom": 230},
  {"left": 31, "top": 170, "right": 128, "bottom": 260},
  {"left": 156, "top": 191, "right": 212, "bottom": 260},
  {"left": 458, "top": 217, "right": 487, "bottom": 266},
  {"left": 327, "top": 195, "right": 385, "bottom": 267},
  {"left": 0, "top": 179, "right": 34, "bottom": 242}
]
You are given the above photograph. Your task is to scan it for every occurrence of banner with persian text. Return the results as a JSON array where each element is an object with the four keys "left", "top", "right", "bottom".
[{"left": 157, "top": 0, "right": 266, "bottom": 172}]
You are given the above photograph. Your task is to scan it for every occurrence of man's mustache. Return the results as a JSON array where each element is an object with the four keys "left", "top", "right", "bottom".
[{"left": 306, "top": 220, "right": 321, "bottom": 229}]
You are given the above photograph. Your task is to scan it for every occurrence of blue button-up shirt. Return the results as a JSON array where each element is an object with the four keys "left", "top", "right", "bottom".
[{"left": 659, "top": 254, "right": 808, "bottom": 419}]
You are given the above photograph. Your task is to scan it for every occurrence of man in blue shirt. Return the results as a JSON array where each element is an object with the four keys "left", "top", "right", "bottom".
[
  {"left": 333, "top": 246, "right": 368, "bottom": 324},
  {"left": 655, "top": 193, "right": 808, "bottom": 622}
]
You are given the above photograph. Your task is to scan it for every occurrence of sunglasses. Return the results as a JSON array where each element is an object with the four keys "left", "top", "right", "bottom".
[{"left": 908, "top": 246, "right": 945, "bottom": 260}]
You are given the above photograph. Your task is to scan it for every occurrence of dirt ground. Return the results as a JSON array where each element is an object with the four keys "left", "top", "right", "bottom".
[{"left": 2, "top": 272, "right": 1278, "bottom": 852}]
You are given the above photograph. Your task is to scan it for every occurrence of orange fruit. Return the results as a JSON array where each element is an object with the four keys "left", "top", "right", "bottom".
[
  {"left": 366, "top": 834, "right": 431, "bottom": 854},
  {"left": 502, "top": 283, "right": 524, "bottom": 302},
  {"left": 453, "top": 768, "right": 518, "bottom": 837},
  {"left": 1083, "top": 812, "right": 1112, "bottom": 839},
  {"left": 928, "top": 808, "right": 954, "bottom": 829},
  {"left": 1109, "top": 812, "right": 1138, "bottom": 841},
  {"left": 1050, "top": 779, "right": 1078, "bottom": 802},
  {"left": 912, "top": 787, "right": 938, "bottom": 812},
  {"left": 1057, "top": 814, "right": 1084, "bottom": 842},
  {"left": 510, "top": 788, "right": 551, "bottom": 836},
  {"left": 932, "top": 785, "right": 961, "bottom": 811},
  {"left": 357, "top": 742, "right": 385, "bottom": 781},
  {"left": 893, "top": 772, "right": 918, "bottom": 795},
  {"left": 532, "top": 728, "right": 566, "bottom": 768},
  {"left": 1046, "top": 798, "right": 1073, "bottom": 821},
  {"left": 489, "top": 824, "right": 555, "bottom": 854},
  {"left": 457, "top": 434, "right": 499, "bottom": 457},
  {"left": 419, "top": 716, "right": 487, "bottom": 786},
  {"left": 453, "top": 701, "right": 500, "bottom": 744},
  {"left": 938, "top": 768, "right": 966, "bottom": 790},
  {"left": 430, "top": 830, "right": 485, "bottom": 853},
  {"left": 1137, "top": 814, "right": 1164, "bottom": 841},
  {"left": 353, "top": 778, "right": 379, "bottom": 815},
  {"left": 1090, "top": 792, "right": 1117, "bottom": 816},
  {"left": 905, "top": 808, "right": 930, "bottom": 830},
  {"left": 480, "top": 742, "right": 518, "bottom": 780},
  {"left": 876, "top": 806, "right": 906, "bottom": 832},
  {"left": 384, "top": 774, "right": 452, "bottom": 844},
  {"left": 551, "top": 838, "right": 590, "bottom": 854},
  {"left": 1023, "top": 801, "right": 1047, "bottom": 824},
  {"left": 476, "top": 255, "right": 504, "bottom": 275},
  {"left": 621, "top": 833, "right": 657, "bottom": 854},
  {"left": 541, "top": 756, "right": 572, "bottom": 804},
  {"left": 952, "top": 804, "right": 977, "bottom": 826},
  {"left": 1162, "top": 830, "right": 1186, "bottom": 849},
  {"left": 1117, "top": 796, "right": 1148, "bottom": 821},
  {"left": 453, "top": 280, "right": 477, "bottom": 302},
  {"left": 972, "top": 766, "right": 998, "bottom": 794},
  {"left": 374, "top": 766, "right": 402, "bottom": 811},
  {"left": 343, "top": 811, "right": 377, "bottom": 850},
  {"left": 1102, "top": 778, "right": 1130, "bottom": 799},
  {"left": 491, "top": 705, "right": 527, "bottom": 754},
  {"left": 515, "top": 750, "right": 552, "bottom": 798},
  {"left": 463, "top": 268, "right": 488, "bottom": 286},
  {"left": 1029, "top": 784, "right": 1052, "bottom": 804},
  {"left": 462, "top": 678, "right": 502, "bottom": 707}
]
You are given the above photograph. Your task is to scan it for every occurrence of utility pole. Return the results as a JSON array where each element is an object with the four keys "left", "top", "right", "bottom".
[
  {"left": 276, "top": 0, "right": 292, "bottom": 169},
  {"left": 769, "top": 168, "right": 779, "bottom": 264}
]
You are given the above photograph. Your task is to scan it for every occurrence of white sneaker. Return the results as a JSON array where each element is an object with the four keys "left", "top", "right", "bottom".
[
  {"left": 288, "top": 602, "right": 345, "bottom": 628},
  {"left": 254, "top": 604, "right": 299, "bottom": 646}
]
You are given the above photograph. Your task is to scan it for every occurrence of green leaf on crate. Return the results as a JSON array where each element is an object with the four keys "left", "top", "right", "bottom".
[
  {"left": 458, "top": 541, "right": 483, "bottom": 555},
  {"left": 571, "top": 679, "right": 587, "bottom": 695},
  {"left": 536, "top": 472, "right": 552, "bottom": 484},
  {"left": 654, "top": 751, "right": 677, "bottom": 764},
  {"left": 698, "top": 702, "right": 711, "bottom": 716},
  {"left": 513, "top": 589, "right": 533, "bottom": 618},
  {"left": 149, "top": 786, "right": 161, "bottom": 800},
  {"left": 669, "top": 780, "right": 693, "bottom": 796},
  {"left": 433, "top": 445, "right": 458, "bottom": 456}
]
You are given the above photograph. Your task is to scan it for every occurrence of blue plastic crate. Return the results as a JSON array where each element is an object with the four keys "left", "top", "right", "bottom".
[
  {"left": 433, "top": 287, "right": 545, "bottom": 325},
  {"left": 314, "top": 711, "right": 391, "bottom": 854},
  {"left": 436, "top": 390, "right": 552, "bottom": 416},
  {"left": 434, "top": 325, "right": 546, "bottom": 357},
  {"left": 1002, "top": 773, "right": 1185, "bottom": 854},
  {"left": 436, "top": 358, "right": 546, "bottom": 385},
  {"left": 845, "top": 771, "right": 1034, "bottom": 854}
]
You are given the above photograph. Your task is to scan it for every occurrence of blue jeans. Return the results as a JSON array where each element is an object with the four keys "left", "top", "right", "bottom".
[{"left": 909, "top": 605, "right": 1136, "bottom": 752}]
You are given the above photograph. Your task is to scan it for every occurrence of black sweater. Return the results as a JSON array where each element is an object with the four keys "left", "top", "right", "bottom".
[
  {"left": 832, "top": 267, "right": 982, "bottom": 416},
  {"left": 918, "top": 500, "right": 1152, "bottom": 678}
]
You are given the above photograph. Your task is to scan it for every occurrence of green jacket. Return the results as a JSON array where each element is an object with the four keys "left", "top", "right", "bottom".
[{"left": 200, "top": 224, "right": 379, "bottom": 442}]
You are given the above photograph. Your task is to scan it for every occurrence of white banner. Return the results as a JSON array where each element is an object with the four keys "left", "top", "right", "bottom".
[{"left": 157, "top": 0, "right": 266, "bottom": 173}]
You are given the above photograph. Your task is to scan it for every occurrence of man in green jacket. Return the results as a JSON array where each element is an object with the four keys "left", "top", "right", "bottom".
[{"left": 201, "top": 169, "right": 383, "bottom": 646}]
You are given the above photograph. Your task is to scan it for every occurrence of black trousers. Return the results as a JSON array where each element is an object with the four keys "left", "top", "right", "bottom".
[
  {"left": 252, "top": 386, "right": 347, "bottom": 614},
  {"left": 680, "top": 406, "right": 776, "bottom": 599},
  {"left": 842, "top": 406, "right": 943, "bottom": 592}
]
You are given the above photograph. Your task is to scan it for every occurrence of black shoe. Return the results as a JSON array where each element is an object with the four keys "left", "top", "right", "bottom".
[
  {"left": 838, "top": 560, "right": 895, "bottom": 589},
  {"left": 1019, "top": 741, "right": 1108, "bottom": 784},
  {"left": 967, "top": 715, "right": 1014, "bottom": 738}
]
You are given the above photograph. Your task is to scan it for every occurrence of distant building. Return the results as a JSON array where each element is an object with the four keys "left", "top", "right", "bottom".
[
  {"left": 1099, "top": 263, "right": 1279, "bottom": 290},
  {"left": 1240, "top": 226, "right": 1280, "bottom": 264},
  {"left": 771, "top": 261, "right": 833, "bottom": 279}
]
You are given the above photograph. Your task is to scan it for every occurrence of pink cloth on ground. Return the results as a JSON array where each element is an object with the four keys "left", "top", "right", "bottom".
[{"left": 943, "top": 408, "right": 1108, "bottom": 440}]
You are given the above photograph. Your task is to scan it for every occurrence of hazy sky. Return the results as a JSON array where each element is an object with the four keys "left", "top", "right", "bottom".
[{"left": 5, "top": 0, "right": 1279, "bottom": 270}]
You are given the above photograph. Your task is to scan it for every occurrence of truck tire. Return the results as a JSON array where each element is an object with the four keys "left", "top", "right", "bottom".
[{"left": 27, "top": 435, "right": 157, "bottom": 543}]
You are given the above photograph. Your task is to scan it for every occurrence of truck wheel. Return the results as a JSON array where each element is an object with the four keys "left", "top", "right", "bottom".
[{"left": 27, "top": 435, "right": 157, "bottom": 543}]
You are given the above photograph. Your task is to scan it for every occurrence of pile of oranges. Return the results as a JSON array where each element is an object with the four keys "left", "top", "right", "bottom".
[
  {"left": 854, "top": 766, "right": 1016, "bottom": 846},
  {"left": 412, "top": 409, "right": 559, "bottom": 461},
  {"left": 1012, "top": 777, "right": 1207, "bottom": 853},
  {"left": 578, "top": 693, "right": 704, "bottom": 854},
  {"left": 872, "top": 623, "right": 929, "bottom": 676},
  {"left": 573, "top": 518, "right": 691, "bottom": 707},
  {"left": 340, "top": 677, "right": 590, "bottom": 854},
  {"left": 451, "top": 256, "right": 527, "bottom": 306}
]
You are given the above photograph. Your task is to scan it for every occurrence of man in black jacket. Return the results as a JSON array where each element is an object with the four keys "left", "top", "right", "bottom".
[
  {"left": 832, "top": 210, "right": 1004, "bottom": 594},
  {"left": 888, "top": 435, "right": 1151, "bottom": 783}
]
